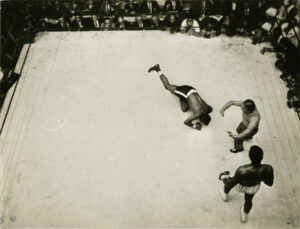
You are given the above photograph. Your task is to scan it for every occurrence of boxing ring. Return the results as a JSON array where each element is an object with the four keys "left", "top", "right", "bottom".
[{"left": 0, "top": 31, "right": 299, "bottom": 228}]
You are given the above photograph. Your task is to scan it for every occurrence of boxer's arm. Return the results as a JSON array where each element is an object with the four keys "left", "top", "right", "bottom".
[
  {"left": 223, "top": 167, "right": 242, "bottom": 193},
  {"left": 184, "top": 113, "right": 200, "bottom": 127},
  {"left": 220, "top": 100, "right": 243, "bottom": 116},
  {"left": 233, "top": 166, "right": 244, "bottom": 180},
  {"left": 262, "top": 165, "right": 274, "bottom": 186}
]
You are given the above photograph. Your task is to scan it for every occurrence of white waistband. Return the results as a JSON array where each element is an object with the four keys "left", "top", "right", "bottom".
[{"left": 186, "top": 89, "right": 197, "bottom": 97}]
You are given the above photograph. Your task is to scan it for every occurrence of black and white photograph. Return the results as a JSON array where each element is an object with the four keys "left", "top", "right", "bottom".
[{"left": 0, "top": 0, "right": 299, "bottom": 228}]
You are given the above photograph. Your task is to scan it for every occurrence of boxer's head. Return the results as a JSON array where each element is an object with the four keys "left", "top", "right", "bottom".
[
  {"left": 249, "top": 145, "right": 263, "bottom": 167},
  {"left": 242, "top": 99, "right": 256, "bottom": 114},
  {"left": 199, "top": 114, "right": 211, "bottom": 126},
  {"left": 206, "top": 105, "right": 213, "bottom": 114}
]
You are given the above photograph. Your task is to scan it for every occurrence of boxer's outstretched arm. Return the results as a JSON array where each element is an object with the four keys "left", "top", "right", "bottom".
[
  {"left": 184, "top": 113, "right": 200, "bottom": 127},
  {"left": 223, "top": 168, "right": 242, "bottom": 193},
  {"left": 235, "top": 124, "right": 255, "bottom": 139},
  {"left": 220, "top": 100, "right": 243, "bottom": 116}
]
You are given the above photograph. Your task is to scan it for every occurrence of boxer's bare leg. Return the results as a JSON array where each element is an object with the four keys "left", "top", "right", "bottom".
[
  {"left": 159, "top": 74, "right": 177, "bottom": 93},
  {"left": 148, "top": 64, "right": 176, "bottom": 93},
  {"left": 244, "top": 193, "right": 255, "bottom": 214}
]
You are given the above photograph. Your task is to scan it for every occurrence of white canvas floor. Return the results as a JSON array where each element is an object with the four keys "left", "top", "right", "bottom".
[{"left": 1, "top": 31, "right": 300, "bottom": 228}]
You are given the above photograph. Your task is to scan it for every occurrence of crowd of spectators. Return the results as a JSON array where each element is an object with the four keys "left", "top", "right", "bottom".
[
  {"left": 0, "top": 0, "right": 299, "bottom": 116},
  {"left": 257, "top": 0, "right": 300, "bottom": 116}
]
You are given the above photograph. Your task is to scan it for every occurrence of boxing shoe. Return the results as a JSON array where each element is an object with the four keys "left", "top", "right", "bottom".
[
  {"left": 230, "top": 148, "right": 244, "bottom": 153},
  {"left": 148, "top": 64, "right": 160, "bottom": 73},
  {"left": 240, "top": 206, "right": 248, "bottom": 223}
]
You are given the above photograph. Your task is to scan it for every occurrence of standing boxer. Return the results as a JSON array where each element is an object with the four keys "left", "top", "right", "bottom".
[
  {"left": 219, "top": 145, "right": 274, "bottom": 223},
  {"left": 220, "top": 99, "right": 260, "bottom": 153}
]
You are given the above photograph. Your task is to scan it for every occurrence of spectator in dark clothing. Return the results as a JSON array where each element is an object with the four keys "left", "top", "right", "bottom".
[
  {"left": 261, "top": 0, "right": 294, "bottom": 36},
  {"left": 163, "top": 0, "right": 182, "bottom": 13},
  {"left": 144, "top": 14, "right": 164, "bottom": 29},
  {"left": 46, "top": 1, "right": 69, "bottom": 31},
  {"left": 251, "top": 0, "right": 269, "bottom": 29},
  {"left": 67, "top": 1, "right": 83, "bottom": 30},
  {"left": 164, "top": 13, "right": 179, "bottom": 33},
  {"left": 287, "top": 88, "right": 300, "bottom": 101},
  {"left": 34, "top": 1, "right": 51, "bottom": 31},
  {"left": 222, "top": 0, "right": 242, "bottom": 35},
  {"left": 125, "top": 0, "right": 140, "bottom": 15},
  {"left": 99, "top": 0, "right": 115, "bottom": 16},
  {"left": 114, "top": 0, "right": 127, "bottom": 15},
  {"left": 283, "top": 74, "right": 300, "bottom": 90},
  {"left": 115, "top": 15, "right": 130, "bottom": 30},
  {"left": 100, "top": 17, "right": 115, "bottom": 30},
  {"left": 237, "top": 1, "right": 255, "bottom": 35},
  {"left": 212, "top": 0, "right": 223, "bottom": 15},
  {"left": 21, "top": 2, "right": 39, "bottom": 29},
  {"left": 56, "top": 17, "right": 71, "bottom": 31},
  {"left": 189, "top": 1, "right": 203, "bottom": 18},
  {"left": 200, "top": 15, "right": 223, "bottom": 38},
  {"left": 81, "top": 0, "right": 101, "bottom": 30},
  {"left": 279, "top": 43, "right": 299, "bottom": 75},
  {"left": 286, "top": 73, "right": 300, "bottom": 109},
  {"left": 140, "top": 0, "right": 160, "bottom": 15},
  {"left": 126, "top": 15, "right": 145, "bottom": 30},
  {"left": 21, "top": 6, "right": 40, "bottom": 36},
  {"left": 82, "top": 15, "right": 101, "bottom": 30},
  {"left": 68, "top": 1, "right": 82, "bottom": 16},
  {"left": 81, "top": 0, "right": 99, "bottom": 15},
  {"left": 287, "top": 98, "right": 300, "bottom": 109},
  {"left": 190, "top": 0, "right": 219, "bottom": 18},
  {"left": 50, "top": 1, "right": 68, "bottom": 19},
  {"left": 261, "top": 17, "right": 299, "bottom": 55},
  {"left": 265, "top": 37, "right": 299, "bottom": 77},
  {"left": 223, "top": 0, "right": 242, "bottom": 17},
  {"left": 202, "top": 0, "right": 216, "bottom": 15}
]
